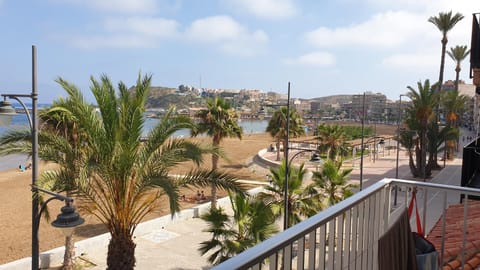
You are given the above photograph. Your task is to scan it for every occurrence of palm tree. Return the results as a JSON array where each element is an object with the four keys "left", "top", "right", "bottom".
[
  {"left": 199, "top": 192, "right": 278, "bottom": 265},
  {"left": 447, "top": 45, "right": 470, "bottom": 90},
  {"left": 257, "top": 161, "right": 321, "bottom": 228},
  {"left": 193, "top": 97, "right": 243, "bottom": 208},
  {"left": 309, "top": 159, "right": 356, "bottom": 207},
  {"left": 428, "top": 11, "right": 464, "bottom": 88},
  {"left": 38, "top": 74, "right": 244, "bottom": 270},
  {"left": 315, "top": 124, "right": 349, "bottom": 161},
  {"left": 442, "top": 90, "right": 468, "bottom": 128},
  {"left": 265, "top": 106, "right": 305, "bottom": 161},
  {"left": 406, "top": 79, "right": 439, "bottom": 178},
  {"left": 442, "top": 90, "right": 468, "bottom": 156},
  {"left": 429, "top": 11, "right": 463, "bottom": 169},
  {"left": 0, "top": 100, "right": 90, "bottom": 269}
]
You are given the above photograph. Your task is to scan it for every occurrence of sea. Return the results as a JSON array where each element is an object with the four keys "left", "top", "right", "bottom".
[{"left": 0, "top": 113, "right": 269, "bottom": 171}]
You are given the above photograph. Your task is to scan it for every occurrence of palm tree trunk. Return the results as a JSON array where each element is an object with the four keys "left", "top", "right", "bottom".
[
  {"left": 408, "top": 149, "right": 417, "bottom": 177},
  {"left": 455, "top": 65, "right": 461, "bottom": 91},
  {"left": 211, "top": 138, "right": 220, "bottom": 209},
  {"left": 211, "top": 153, "right": 219, "bottom": 209},
  {"left": 107, "top": 232, "right": 136, "bottom": 270},
  {"left": 62, "top": 235, "right": 74, "bottom": 270},
  {"left": 438, "top": 36, "right": 448, "bottom": 88},
  {"left": 62, "top": 190, "right": 76, "bottom": 270},
  {"left": 276, "top": 139, "right": 281, "bottom": 161}
]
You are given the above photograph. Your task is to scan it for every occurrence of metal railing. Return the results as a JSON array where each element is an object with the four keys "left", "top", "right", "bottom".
[{"left": 212, "top": 178, "right": 480, "bottom": 270}]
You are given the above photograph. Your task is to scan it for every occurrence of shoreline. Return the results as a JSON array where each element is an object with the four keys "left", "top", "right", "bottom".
[
  {"left": 0, "top": 154, "right": 30, "bottom": 172},
  {"left": 0, "top": 132, "right": 275, "bottom": 264}
]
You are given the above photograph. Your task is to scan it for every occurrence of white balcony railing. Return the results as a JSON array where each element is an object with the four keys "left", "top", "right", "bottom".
[{"left": 212, "top": 178, "right": 480, "bottom": 270}]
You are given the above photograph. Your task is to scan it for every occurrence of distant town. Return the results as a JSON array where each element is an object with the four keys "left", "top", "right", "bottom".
[{"left": 143, "top": 79, "right": 478, "bottom": 129}]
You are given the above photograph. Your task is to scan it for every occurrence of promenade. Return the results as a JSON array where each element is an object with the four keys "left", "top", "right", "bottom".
[{"left": 0, "top": 130, "right": 472, "bottom": 270}]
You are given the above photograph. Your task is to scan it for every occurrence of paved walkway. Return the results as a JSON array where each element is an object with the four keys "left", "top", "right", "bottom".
[{"left": 0, "top": 129, "right": 474, "bottom": 270}]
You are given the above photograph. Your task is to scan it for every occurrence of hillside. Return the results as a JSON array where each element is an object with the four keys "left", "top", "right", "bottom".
[{"left": 310, "top": 94, "right": 353, "bottom": 104}]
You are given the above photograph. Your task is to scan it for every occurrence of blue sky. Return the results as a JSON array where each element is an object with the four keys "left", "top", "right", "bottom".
[{"left": 0, "top": 0, "right": 478, "bottom": 103}]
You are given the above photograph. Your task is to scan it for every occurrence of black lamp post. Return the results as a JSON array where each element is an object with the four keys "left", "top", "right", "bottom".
[
  {"left": 284, "top": 147, "right": 322, "bottom": 229},
  {"left": 0, "top": 45, "right": 84, "bottom": 270},
  {"left": 359, "top": 92, "right": 366, "bottom": 190},
  {"left": 359, "top": 136, "right": 385, "bottom": 190},
  {"left": 394, "top": 94, "right": 408, "bottom": 205},
  {"left": 284, "top": 82, "right": 291, "bottom": 230},
  {"left": 35, "top": 186, "right": 85, "bottom": 243}
]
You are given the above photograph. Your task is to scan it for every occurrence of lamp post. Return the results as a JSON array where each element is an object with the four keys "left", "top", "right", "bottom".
[
  {"left": 359, "top": 92, "right": 366, "bottom": 190},
  {"left": 284, "top": 147, "right": 322, "bottom": 229},
  {"left": 0, "top": 45, "right": 84, "bottom": 270},
  {"left": 284, "top": 82, "right": 291, "bottom": 230},
  {"left": 394, "top": 94, "right": 407, "bottom": 205},
  {"left": 35, "top": 186, "right": 85, "bottom": 249},
  {"left": 359, "top": 136, "right": 385, "bottom": 190}
]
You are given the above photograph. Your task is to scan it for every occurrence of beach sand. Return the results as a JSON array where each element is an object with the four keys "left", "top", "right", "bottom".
[
  {"left": 0, "top": 125, "right": 396, "bottom": 264},
  {"left": 0, "top": 132, "right": 276, "bottom": 264}
]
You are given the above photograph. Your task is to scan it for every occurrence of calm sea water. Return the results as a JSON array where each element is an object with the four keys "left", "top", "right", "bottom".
[
  {"left": 0, "top": 116, "right": 268, "bottom": 137},
  {"left": 143, "top": 117, "right": 268, "bottom": 137},
  {"left": 0, "top": 115, "right": 268, "bottom": 170}
]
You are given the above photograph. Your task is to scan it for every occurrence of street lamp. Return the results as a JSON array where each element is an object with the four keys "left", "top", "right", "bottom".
[
  {"left": 0, "top": 45, "right": 84, "bottom": 270},
  {"left": 359, "top": 136, "right": 385, "bottom": 190},
  {"left": 359, "top": 92, "right": 366, "bottom": 190},
  {"left": 394, "top": 94, "right": 407, "bottom": 205},
  {"left": 261, "top": 82, "right": 292, "bottom": 230},
  {"left": 395, "top": 94, "right": 408, "bottom": 179},
  {"left": 284, "top": 82, "right": 291, "bottom": 230},
  {"left": 284, "top": 147, "right": 322, "bottom": 229},
  {"left": 35, "top": 186, "right": 85, "bottom": 248}
]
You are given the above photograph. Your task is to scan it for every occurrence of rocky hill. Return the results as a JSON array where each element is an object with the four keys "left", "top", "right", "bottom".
[{"left": 309, "top": 94, "right": 353, "bottom": 105}]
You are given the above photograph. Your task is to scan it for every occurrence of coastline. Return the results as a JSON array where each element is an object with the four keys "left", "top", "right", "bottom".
[{"left": 0, "top": 154, "right": 30, "bottom": 172}]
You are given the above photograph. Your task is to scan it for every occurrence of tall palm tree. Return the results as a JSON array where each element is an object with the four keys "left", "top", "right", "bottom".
[
  {"left": 309, "top": 159, "right": 356, "bottom": 208},
  {"left": 257, "top": 161, "right": 320, "bottom": 228},
  {"left": 428, "top": 11, "right": 464, "bottom": 88},
  {"left": 39, "top": 74, "right": 244, "bottom": 270},
  {"left": 265, "top": 106, "right": 305, "bottom": 161},
  {"left": 406, "top": 79, "right": 439, "bottom": 178},
  {"left": 428, "top": 11, "right": 463, "bottom": 168},
  {"left": 315, "top": 124, "right": 349, "bottom": 161},
  {"left": 447, "top": 45, "right": 470, "bottom": 90},
  {"left": 199, "top": 192, "right": 278, "bottom": 265},
  {"left": 193, "top": 97, "right": 243, "bottom": 208}
]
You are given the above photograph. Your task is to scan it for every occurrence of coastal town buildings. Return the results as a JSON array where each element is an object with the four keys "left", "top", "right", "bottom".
[{"left": 144, "top": 82, "right": 478, "bottom": 129}]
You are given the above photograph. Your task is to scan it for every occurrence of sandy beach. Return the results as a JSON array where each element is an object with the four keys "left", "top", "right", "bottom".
[
  {"left": 0, "top": 125, "right": 396, "bottom": 264},
  {"left": 0, "top": 132, "right": 275, "bottom": 264}
]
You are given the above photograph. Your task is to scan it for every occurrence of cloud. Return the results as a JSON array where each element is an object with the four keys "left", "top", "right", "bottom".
[
  {"left": 60, "top": 0, "right": 159, "bottom": 14},
  {"left": 104, "top": 17, "right": 179, "bottom": 38},
  {"left": 285, "top": 52, "right": 336, "bottom": 67},
  {"left": 185, "top": 15, "right": 268, "bottom": 56},
  {"left": 70, "top": 17, "right": 179, "bottom": 49},
  {"left": 222, "top": 0, "right": 297, "bottom": 19},
  {"left": 305, "top": 11, "right": 430, "bottom": 49},
  {"left": 382, "top": 51, "right": 438, "bottom": 71},
  {"left": 68, "top": 15, "right": 268, "bottom": 55}
]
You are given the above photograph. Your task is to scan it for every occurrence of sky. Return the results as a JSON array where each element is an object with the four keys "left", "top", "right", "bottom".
[{"left": 0, "top": 0, "right": 479, "bottom": 103}]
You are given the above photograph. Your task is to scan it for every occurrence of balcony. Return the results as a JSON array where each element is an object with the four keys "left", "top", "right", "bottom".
[{"left": 212, "top": 178, "right": 480, "bottom": 270}]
